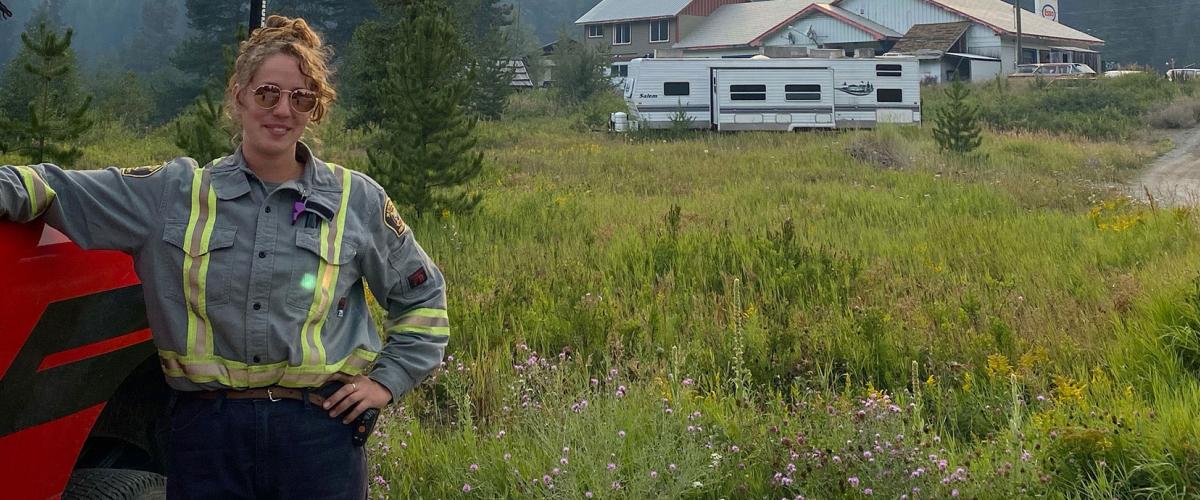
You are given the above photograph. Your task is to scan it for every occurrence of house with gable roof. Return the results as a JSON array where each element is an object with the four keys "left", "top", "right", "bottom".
[{"left": 579, "top": 0, "right": 1103, "bottom": 83}]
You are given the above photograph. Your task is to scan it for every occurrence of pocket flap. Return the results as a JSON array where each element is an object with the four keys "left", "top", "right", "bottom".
[
  {"left": 163, "top": 221, "right": 238, "bottom": 257},
  {"left": 295, "top": 228, "right": 357, "bottom": 265}
]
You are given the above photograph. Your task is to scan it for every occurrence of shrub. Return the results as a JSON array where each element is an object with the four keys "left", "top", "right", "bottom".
[
  {"left": 846, "top": 128, "right": 913, "bottom": 169},
  {"left": 1145, "top": 97, "right": 1200, "bottom": 129}
]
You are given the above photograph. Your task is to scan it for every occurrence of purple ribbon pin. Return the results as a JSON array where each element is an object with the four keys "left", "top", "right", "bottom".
[{"left": 292, "top": 200, "right": 306, "bottom": 224}]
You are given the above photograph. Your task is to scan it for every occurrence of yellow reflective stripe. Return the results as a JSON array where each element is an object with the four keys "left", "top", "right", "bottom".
[
  {"left": 183, "top": 170, "right": 217, "bottom": 358},
  {"left": 387, "top": 308, "right": 450, "bottom": 333},
  {"left": 158, "top": 348, "right": 379, "bottom": 389},
  {"left": 300, "top": 164, "right": 352, "bottom": 367},
  {"left": 12, "top": 166, "right": 57, "bottom": 219},
  {"left": 392, "top": 324, "right": 451, "bottom": 337}
]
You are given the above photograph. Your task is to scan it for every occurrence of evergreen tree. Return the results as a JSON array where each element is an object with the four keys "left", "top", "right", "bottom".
[
  {"left": 455, "top": 0, "right": 514, "bottom": 120},
  {"left": 173, "top": 28, "right": 244, "bottom": 163},
  {"left": 363, "top": 0, "right": 483, "bottom": 217},
  {"left": 932, "top": 81, "right": 982, "bottom": 154},
  {"left": 551, "top": 34, "right": 611, "bottom": 104},
  {"left": 172, "top": 0, "right": 244, "bottom": 86},
  {"left": 0, "top": 18, "right": 91, "bottom": 164}
]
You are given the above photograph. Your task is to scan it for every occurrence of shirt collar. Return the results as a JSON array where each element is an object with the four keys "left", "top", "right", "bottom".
[{"left": 208, "top": 142, "right": 342, "bottom": 220}]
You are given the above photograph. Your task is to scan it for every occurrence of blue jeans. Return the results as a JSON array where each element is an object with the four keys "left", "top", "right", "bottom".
[{"left": 166, "top": 393, "right": 367, "bottom": 499}]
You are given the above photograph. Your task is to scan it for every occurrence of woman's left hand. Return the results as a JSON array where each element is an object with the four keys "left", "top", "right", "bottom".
[{"left": 322, "top": 374, "right": 392, "bottom": 424}]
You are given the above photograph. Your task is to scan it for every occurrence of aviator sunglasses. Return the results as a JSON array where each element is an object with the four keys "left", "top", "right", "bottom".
[{"left": 249, "top": 83, "right": 318, "bottom": 113}]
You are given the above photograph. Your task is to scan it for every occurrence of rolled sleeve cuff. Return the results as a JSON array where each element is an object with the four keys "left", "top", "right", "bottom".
[{"left": 368, "top": 363, "right": 418, "bottom": 405}]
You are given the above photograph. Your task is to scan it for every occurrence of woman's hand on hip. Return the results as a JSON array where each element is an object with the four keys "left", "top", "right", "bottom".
[{"left": 323, "top": 374, "right": 392, "bottom": 424}]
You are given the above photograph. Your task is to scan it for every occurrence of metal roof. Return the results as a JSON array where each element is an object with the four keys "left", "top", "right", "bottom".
[
  {"left": 674, "top": 0, "right": 900, "bottom": 50},
  {"left": 674, "top": 0, "right": 819, "bottom": 49},
  {"left": 830, "top": 0, "right": 1102, "bottom": 45},
  {"left": 575, "top": 0, "right": 693, "bottom": 24}
]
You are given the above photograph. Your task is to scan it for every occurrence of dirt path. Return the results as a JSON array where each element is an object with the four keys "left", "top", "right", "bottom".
[{"left": 1131, "top": 127, "right": 1200, "bottom": 207}]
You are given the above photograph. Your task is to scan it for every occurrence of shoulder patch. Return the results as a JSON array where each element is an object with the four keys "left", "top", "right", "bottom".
[
  {"left": 383, "top": 198, "right": 407, "bottom": 238},
  {"left": 121, "top": 164, "right": 165, "bottom": 178}
]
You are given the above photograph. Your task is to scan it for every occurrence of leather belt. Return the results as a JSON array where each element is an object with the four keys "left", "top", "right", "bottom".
[{"left": 186, "top": 386, "right": 326, "bottom": 407}]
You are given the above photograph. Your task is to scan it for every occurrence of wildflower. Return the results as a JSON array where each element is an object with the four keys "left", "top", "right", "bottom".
[
  {"left": 542, "top": 475, "right": 551, "bottom": 485},
  {"left": 503, "top": 453, "right": 511, "bottom": 461},
  {"left": 1021, "top": 450, "right": 1032, "bottom": 462},
  {"left": 618, "top": 430, "right": 626, "bottom": 438},
  {"left": 373, "top": 476, "right": 387, "bottom": 486},
  {"left": 863, "top": 451, "right": 873, "bottom": 459},
  {"left": 833, "top": 455, "right": 842, "bottom": 463},
  {"left": 562, "top": 447, "right": 570, "bottom": 453},
  {"left": 864, "top": 488, "right": 873, "bottom": 495},
  {"left": 560, "top": 457, "right": 568, "bottom": 465},
  {"left": 849, "top": 477, "right": 860, "bottom": 487},
  {"left": 665, "top": 408, "right": 673, "bottom": 415},
  {"left": 590, "top": 378, "right": 599, "bottom": 386},
  {"left": 952, "top": 489, "right": 959, "bottom": 497},
  {"left": 497, "top": 430, "right": 506, "bottom": 439},
  {"left": 687, "top": 425, "right": 697, "bottom": 433},
  {"left": 552, "top": 468, "right": 560, "bottom": 476},
  {"left": 669, "top": 463, "right": 677, "bottom": 471},
  {"left": 683, "top": 378, "right": 694, "bottom": 386},
  {"left": 469, "top": 464, "right": 479, "bottom": 472},
  {"left": 650, "top": 470, "right": 658, "bottom": 478},
  {"left": 607, "top": 463, "right": 617, "bottom": 471},
  {"left": 612, "top": 481, "right": 622, "bottom": 490},
  {"left": 585, "top": 492, "right": 593, "bottom": 498},
  {"left": 730, "top": 445, "right": 740, "bottom": 453},
  {"left": 692, "top": 481, "right": 703, "bottom": 488},
  {"left": 462, "top": 483, "right": 471, "bottom": 493},
  {"left": 937, "top": 459, "right": 948, "bottom": 471}
]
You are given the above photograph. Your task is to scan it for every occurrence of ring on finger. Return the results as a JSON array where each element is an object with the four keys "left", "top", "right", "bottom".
[{"left": 351, "top": 382, "right": 358, "bottom": 391}]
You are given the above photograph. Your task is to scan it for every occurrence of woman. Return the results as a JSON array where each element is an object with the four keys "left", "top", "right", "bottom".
[{"left": 0, "top": 16, "right": 448, "bottom": 498}]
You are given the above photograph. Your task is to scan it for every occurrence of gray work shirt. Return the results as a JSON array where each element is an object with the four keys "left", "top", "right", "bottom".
[{"left": 0, "top": 144, "right": 449, "bottom": 401}]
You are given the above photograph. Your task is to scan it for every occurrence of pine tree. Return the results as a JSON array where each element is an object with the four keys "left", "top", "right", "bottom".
[
  {"left": 551, "top": 33, "right": 611, "bottom": 104},
  {"left": 454, "top": 0, "right": 514, "bottom": 120},
  {"left": 0, "top": 19, "right": 91, "bottom": 164},
  {"left": 173, "top": 27, "right": 244, "bottom": 163},
  {"left": 364, "top": 0, "right": 483, "bottom": 217},
  {"left": 932, "top": 80, "right": 982, "bottom": 154}
]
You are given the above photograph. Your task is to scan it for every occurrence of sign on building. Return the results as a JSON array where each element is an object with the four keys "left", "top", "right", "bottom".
[{"left": 1039, "top": 0, "right": 1059, "bottom": 23}]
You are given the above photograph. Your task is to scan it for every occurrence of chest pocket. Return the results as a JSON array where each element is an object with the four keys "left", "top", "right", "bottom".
[
  {"left": 161, "top": 221, "right": 238, "bottom": 307},
  {"left": 286, "top": 227, "right": 359, "bottom": 311}
]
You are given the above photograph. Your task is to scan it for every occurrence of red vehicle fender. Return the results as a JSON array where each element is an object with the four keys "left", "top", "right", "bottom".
[{"left": 0, "top": 220, "right": 152, "bottom": 499}]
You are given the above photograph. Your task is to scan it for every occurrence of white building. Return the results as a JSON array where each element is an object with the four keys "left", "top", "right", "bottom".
[{"left": 585, "top": 0, "right": 1105, "bottom": 82}]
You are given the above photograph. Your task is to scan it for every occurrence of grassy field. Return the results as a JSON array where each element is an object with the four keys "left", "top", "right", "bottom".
[{"left": 9, "top": 77, "right": 1200, "bottom": 497}]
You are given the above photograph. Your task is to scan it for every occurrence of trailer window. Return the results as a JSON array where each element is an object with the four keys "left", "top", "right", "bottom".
[
  {"left": 877, "top": 89, "right": 903, "bottom": 102},
  {"left": 664, "top": 82, "right": 690, "bottom": 96},
  {"left": 876, "top": 64, "right": 903, "bottom": 77},
  {"left": 785, "top": 84, "right": 821, "bottom": 101},
  {"left": 730, "top": 84, "right": 766, "bottom": 101}
]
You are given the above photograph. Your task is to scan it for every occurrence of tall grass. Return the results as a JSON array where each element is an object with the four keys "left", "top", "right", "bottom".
[{"left": 25, "top": 82, "right": 1200, "bottom": 496}]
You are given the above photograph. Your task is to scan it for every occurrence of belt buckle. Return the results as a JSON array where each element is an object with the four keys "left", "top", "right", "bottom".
[{"left": 267, "top": 388, "right": 281, "bottom": 402}]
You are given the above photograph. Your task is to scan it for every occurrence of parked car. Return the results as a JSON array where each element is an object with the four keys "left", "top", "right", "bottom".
[
  {"left": 1103, "top": 70, "right": 1146, "bottom": 78},
  {"left": 1167, "top": 68, "right": 1200, "bottom": 81},
  {"left": 1009, "top": 63, "right": 1097, "bottom": 79}
]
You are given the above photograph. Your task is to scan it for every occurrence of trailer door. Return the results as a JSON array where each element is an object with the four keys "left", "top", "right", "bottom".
[{"left": 712, "top": 68, "right": 835, "bottom": 131}]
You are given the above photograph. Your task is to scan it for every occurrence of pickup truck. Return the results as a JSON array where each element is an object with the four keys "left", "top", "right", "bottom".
[{"left": 1, "top": 220, "right": 169, "bottom": 499}]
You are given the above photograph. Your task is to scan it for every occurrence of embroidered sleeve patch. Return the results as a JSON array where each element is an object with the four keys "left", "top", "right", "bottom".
[
  {"left": 121, "top": 164, "right": 164, "bottom": 178},
  {"left": 407, "top": 267, "right": 428, "bottom": 288},
  {"left": 383, "top": 198, "right": 407, "bottom": 237}
]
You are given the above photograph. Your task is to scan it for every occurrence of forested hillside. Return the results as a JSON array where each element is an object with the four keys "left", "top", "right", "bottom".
[{"left": 1060, "top": 0, "right": 1200, "bottom": 70}]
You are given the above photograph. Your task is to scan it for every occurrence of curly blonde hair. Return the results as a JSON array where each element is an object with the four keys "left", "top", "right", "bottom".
[{"left": 224, "top": 15, "right": 337, "bottom": 126}]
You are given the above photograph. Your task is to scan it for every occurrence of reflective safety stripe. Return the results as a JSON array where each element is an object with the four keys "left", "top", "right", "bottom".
[
  {"left": 12, "top": 166, "right": 57, "bottom": 221},
  {"left": 159, "top": 348, "right": 379, "bottom": 389},
  {"left": 183, "top": 169, "right": 218, "bottom": 358},
  {"left": 386, "top": 308, "right": 450, "bottom": 337},
  {"left": 300, "top": 164, "right": 353, "bottom": 367}
]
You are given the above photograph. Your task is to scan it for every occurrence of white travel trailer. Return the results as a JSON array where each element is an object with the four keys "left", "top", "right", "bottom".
[{"left": 615, "top": 55, "right": 922, "bottom": 131}]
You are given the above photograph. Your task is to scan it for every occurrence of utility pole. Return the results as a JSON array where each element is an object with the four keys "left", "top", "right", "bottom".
[
  {"left": 1014, "top": 0, "right": 1023, "bottom": 68},
  {"left": 249, "top": 0, "right": 267, "bottom": 34}
]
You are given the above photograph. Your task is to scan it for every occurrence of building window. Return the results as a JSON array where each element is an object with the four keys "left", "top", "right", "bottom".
[
  {"left": 613, "top": 23, "right": 631, "bottom": 45},
  {"left": 587, "top": 24, "right": 604, "bottom": 38},
  {"left": 664, "top": 82, "right": 690, "bottom": 96},
  {"left": 730, "top": 84, "right": 766, "bottom": 101},
  {"left": 785, "top": 84, "right": 821, "bottom": 101},
  {"left": 876, "top": 64, "right": 903, "bottom": 77},
  {"left": 650, "top": 20, "right": 670, "bottom": 43},
  {"left": 610, "top": 64, "right": 628, "bottom": 77},
  {"left": 877, "top": 89, "right": 903, "bottom": 103}
]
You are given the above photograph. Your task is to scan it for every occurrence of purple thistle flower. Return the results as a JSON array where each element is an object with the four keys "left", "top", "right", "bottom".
[
  {"left": 863, "top": 488, "right": 873, "bottom": 495},
  {"left": 650, "top": 470, "right": 658, "bottom": 478},
  {"left": 849, "top": 477, "right": 860, "bottom": 487},
  {"left": 607, "top": 463, "right": 616, "bottom": 471},
  {"left": 462, "top": 483, "right": 472, "bottom": 493},
  {"left": 469, "top": 463, "right": 479, "bottom": 472}
]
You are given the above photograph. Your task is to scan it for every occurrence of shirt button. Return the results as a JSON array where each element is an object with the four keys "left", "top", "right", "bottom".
[
  {"left": 253, "top": 355, "right": 262, "bottom": 363},
  {"left": 265, "top": 206, "right": 272, "bottom": 213},
  {"left": 258, "top": 251, "right": 267, "bottom": 258},
  {"left": 253, "top": 302, "right": 262, "bottom": 310}
]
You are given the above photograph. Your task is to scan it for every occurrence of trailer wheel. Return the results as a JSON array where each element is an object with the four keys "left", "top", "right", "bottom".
[{"left": 62, "top": 468, "right": 166, "bottom": 500}]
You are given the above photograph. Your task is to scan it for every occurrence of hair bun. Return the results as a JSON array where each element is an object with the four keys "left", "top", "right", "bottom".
[{"left": 256, "top": 14, "right": 322, "bottom": 50}]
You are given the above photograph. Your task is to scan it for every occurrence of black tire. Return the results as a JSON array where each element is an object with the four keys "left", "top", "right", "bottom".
[{"left": 62, "top": 468, "right": 166, "bottom": 500}]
